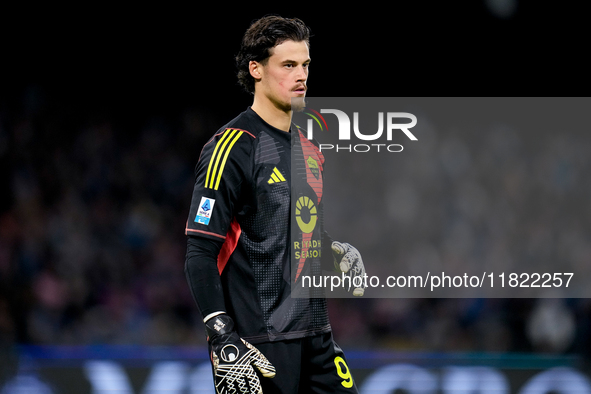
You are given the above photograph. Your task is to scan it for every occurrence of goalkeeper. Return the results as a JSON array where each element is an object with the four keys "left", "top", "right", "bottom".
[{"left": 184, "top": 15, "right": 366, "bottom": 393}]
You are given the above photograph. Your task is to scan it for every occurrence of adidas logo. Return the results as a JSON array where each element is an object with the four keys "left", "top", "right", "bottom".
[{"left": 268, "top": 167, "right": 286, "bottom": 184}]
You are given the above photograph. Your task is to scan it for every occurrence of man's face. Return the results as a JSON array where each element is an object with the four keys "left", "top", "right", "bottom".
[{"left": 253, "top": 39, "right": 310, "bottom": 112}]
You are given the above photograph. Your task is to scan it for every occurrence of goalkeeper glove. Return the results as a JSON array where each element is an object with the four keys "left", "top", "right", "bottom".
[
  {"left": 331, "top": 241, "right": 366, "bottom": 296},
  {"left": 205, "top": 314, "right": 275, "bottom": 394}
]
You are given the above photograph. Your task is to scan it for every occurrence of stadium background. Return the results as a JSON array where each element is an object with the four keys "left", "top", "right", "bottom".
[{"left": 1, "top": 1, "right": 590, "bottom": 392}]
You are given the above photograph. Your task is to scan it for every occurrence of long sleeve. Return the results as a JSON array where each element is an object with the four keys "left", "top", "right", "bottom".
[{"left": 185, "top": 235, "right": 226, "bottom": 320}]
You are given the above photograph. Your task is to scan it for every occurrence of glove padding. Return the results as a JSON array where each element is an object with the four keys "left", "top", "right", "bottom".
[
  {"left": 332, "top": 241, "right": 366, "bottom": 296},
  {"left": 206, "top": 314, "right": 275, "bottom": 394}
]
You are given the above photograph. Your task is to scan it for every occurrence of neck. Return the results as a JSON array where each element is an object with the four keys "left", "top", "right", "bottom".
[{"left": 251, "top": 95, "right": 292, "bottom": 132}]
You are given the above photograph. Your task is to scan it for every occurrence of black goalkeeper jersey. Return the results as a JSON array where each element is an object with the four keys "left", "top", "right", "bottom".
[{"left": 186, "top": 107, "right": 331, "bottom": 344}]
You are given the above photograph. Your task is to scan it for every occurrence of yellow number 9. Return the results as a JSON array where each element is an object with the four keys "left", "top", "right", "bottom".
[{"left": 334, "top": 356, "right": 353, "bottom": 388}]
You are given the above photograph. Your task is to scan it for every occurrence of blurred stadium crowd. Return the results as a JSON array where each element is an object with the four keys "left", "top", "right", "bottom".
[{"left": 1, "top": 87, "right": 590, "bottom": 368}]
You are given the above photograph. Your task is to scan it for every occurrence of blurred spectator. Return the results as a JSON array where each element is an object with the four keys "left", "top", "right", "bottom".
[{"left": 0, "top": 87, "right": 590, "bottom": 365}]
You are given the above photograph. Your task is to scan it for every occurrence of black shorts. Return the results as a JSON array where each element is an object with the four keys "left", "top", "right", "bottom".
[{"left": 254, "top": 331, "right": 359, "bottom": 394}]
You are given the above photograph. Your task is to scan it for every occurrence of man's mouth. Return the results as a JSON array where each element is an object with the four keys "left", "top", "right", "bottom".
[{"left": 292, "top": 85, "right": 307, "bottom": 94}]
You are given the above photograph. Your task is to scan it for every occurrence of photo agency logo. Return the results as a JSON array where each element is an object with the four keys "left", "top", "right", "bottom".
[{"left": 294, "top": 98, "right": 418, "bottom": 153}]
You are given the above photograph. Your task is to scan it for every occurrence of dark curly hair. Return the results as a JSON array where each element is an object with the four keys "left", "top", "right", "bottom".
[{"left": 235, "top": 15, "right": 311, "bottom": 94}]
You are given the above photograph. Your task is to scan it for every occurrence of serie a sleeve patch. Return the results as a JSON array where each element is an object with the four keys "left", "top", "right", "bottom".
[{"left": 195, "top": 197, "right": 216, "bottom": 225}]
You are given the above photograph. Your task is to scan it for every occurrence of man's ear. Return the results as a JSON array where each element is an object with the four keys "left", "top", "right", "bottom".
[{"left": 249, "top": 61, "right": 262, "bottom": 81}]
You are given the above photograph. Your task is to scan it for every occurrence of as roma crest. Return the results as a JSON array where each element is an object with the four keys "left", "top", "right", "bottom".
[{"left": 306, "top": 156, "right": 320, "bottom": 180}]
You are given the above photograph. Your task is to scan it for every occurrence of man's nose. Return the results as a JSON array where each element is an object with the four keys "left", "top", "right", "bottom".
[{"left": 296, "top": 65, "right": 308, "bottom": 80}]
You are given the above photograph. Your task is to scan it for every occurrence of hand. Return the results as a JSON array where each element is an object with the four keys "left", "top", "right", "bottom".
[
  {"left": 331, "top": 241, "right": 366, "bottom": 296},
  {"left": 206, "top": 314, "right": 275, "bottom": 394}
]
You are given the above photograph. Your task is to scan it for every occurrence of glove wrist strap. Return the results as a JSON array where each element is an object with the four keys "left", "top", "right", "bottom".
[{"left": 205, "top": 313, "right": 235, "bottom": 340}]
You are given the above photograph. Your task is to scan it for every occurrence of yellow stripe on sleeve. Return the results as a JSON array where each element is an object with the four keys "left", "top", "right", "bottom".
[
  {"left": 205, "top": 129, "right": 234, "bottom": 189},
  {"left": 206, "top": 129, "right": 239, "bottom": 189},
  {"left": 213, "top": 131, "right": 243, "bottom": 190}
]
